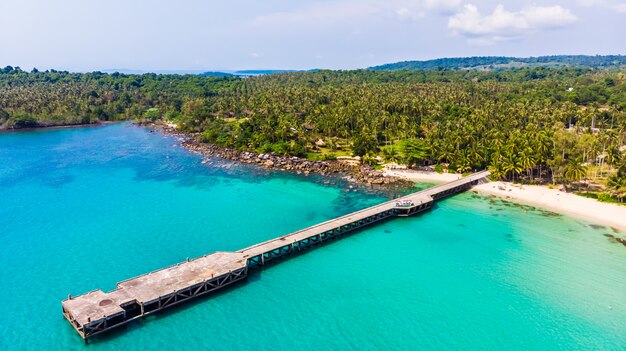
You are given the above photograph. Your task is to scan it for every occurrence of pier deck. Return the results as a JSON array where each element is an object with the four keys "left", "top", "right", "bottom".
[
  {"left": 62, "top": 171, "right": 489, "bottom": 340},
  {"left": 62, "top": 252, "right": 248, "bottom": 339}
]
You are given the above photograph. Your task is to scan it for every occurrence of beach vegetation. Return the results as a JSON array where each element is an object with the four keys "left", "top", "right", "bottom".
[{"left": 1, "top": 66, "right": 626, "bottom": 199}]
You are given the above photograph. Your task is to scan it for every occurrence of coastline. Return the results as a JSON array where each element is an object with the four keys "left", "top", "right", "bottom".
[
  {"left": 0, "top": 120, "right": 123, "bottom": 133},
  {"left": 141, "top": 122, "right": 626, "bottom": 233},
  {"left": 141, "top": 121, "right": 411, "bottom": 189},
  {"left": 384, "top": 167, "right": 626, "bottom": 233},
  {"left": 383, "top": 168, "right": 463, "bottom": 183}
]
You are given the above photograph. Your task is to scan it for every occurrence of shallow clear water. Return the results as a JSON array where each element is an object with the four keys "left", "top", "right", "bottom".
[{"left": 0, "top": 124, "right": 625, "bottom": 350}]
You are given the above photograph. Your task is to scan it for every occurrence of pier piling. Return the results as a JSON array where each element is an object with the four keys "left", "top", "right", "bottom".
[{"left": 62, "top": 171, "right": 489, "bottom": 340}]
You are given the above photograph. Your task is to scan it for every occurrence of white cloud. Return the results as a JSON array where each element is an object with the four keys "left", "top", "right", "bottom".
[
  {"left": 250, "top": 0, "right": 464, "bottom": 29},
  {"left": 577, "top": 0, "right": 604, "bottom": 6},
  {"left": 423, "top": 0, "right": 463, "bottom": 12},
  {"left": 251, "top": 2, "right": 378, "bottom": 29},
  {"left": 396, "top": 0, "right": 464, "bottom": 20},
  {"left": 397, "top": 7, "right": 412, "bottom": 17},
  {"left": 577, "top": 0, "right": 626, "bottom": 13},
  {"left": 448, "top": 4, "right": 578, "bottom": 44}
]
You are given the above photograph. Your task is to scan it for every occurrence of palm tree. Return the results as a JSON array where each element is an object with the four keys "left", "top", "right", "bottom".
[
  {"left": 606, "top": 145, "right": 621, "bottom": 169},
  {"left": 362, "top": 152, "right": 378, "bottom": 166},
  {"left": 564, "top": 158, "right": 587, "bottom": 183},
  {"left": 488, "top": 159, "right": 506, "bottom": 180},
  {"left": 607, "top": 175, "right": 626, "bottom": 202},
  {"left": 400, "top": 139, "right": 429, "bottom": 168},
  {"left": 534, "top": 130, "right": 551, "bottom": 180},
  {"left": 382, "top": 146, "right": 400, "bottom": 164},
  {"left": 519, "top": 148, "right": 536, "bottom": 181},
  {"left": 502, "top": 152, "right": 523, "bottom": 182}
]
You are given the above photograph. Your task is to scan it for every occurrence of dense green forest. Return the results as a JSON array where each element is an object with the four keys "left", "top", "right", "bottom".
[
  {"left": 0, "top": 66, "right": 238, "bottom": 128},
  {"left": 1, "top": 65, "right": 626, "bottom": 200},
  {"left": 370, "top": 55, "right": 626, "bottom": 71}
]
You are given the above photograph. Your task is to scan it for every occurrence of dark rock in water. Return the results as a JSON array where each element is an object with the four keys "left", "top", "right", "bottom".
[
  {"left": 143, "top": 121, "right": 412, "bottom": 190},
  {"left": 384, "top": 229, "right": 392, "bottom": 234},
  {"left": 603, "top": 233, "right": 626, "bottom": 247},
  {"left": 589, "top": 224, "right": 606, "bottom": 230},
  {"left": 539, "top": 210, "right": 561, "bottom": 218}
]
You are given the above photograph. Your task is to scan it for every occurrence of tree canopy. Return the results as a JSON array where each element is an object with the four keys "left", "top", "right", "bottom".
[{"left": 2, "top": 66, "right": 626, "bottom": 196}]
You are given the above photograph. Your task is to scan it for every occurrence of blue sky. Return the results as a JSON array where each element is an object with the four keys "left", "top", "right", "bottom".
[{"left": 0, "top": 0, "right": 624, "bottom": 71}]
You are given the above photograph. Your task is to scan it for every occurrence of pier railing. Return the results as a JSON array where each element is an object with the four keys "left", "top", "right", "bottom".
[{"left": 61, "top": 170, "right": 490, "bottom": 341}]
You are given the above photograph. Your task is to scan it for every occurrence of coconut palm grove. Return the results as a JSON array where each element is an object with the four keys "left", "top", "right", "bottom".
[{"left": 2, "top": 63, "right": 625, "bottom": 200}]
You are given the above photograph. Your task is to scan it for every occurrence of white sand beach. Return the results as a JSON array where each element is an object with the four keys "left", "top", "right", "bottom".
[
  {"left": 383, "top": 168, "right": 463, "bottom": 182},
  {"left": 384, "top": 167, "right": 626, "bottom": 232}
]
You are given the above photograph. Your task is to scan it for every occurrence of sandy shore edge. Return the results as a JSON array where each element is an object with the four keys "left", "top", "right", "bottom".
[{"left": 384, "top": 168, "right": 626, "bottom": 232}]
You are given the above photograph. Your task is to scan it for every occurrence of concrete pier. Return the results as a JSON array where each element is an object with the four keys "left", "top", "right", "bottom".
[{"left": 62, "top": 171, "right": 490, "bottom": 340}]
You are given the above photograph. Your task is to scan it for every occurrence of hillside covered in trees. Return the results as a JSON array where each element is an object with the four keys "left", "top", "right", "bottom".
[
  {"left": 370, "top": 55, "right": 626, "bottom": 71},
  {"left": 1, "top": 65, "right": 626, "bottom": 200},
  {"left": 0, "top": 66, "right": 238, "bottom": 128}
]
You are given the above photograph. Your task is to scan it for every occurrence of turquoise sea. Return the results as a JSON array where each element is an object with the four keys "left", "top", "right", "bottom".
[{"left": 0, "top": 124, "right": 625, "bottom": 350}]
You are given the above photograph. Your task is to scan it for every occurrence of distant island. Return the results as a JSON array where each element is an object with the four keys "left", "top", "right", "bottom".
[
  {"left": 370, "top": 55, "right": 626, "bottom": 71},
  {"left": 232, "top": 69, "right": 303, "bottom": 76},
  {"left": 200, "top": 69, "right": 308, "bottom": 77},
  {"left": 198, "top": 71, "right": 236, "bottom": 77}
]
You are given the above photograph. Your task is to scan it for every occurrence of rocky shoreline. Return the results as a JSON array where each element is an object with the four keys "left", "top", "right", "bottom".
[
  {"left": 138, "top": 121, "right": 409, "bottom": 189},
  {"left": 0, "top": 120, "right": 122, "bottom": 133}
]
